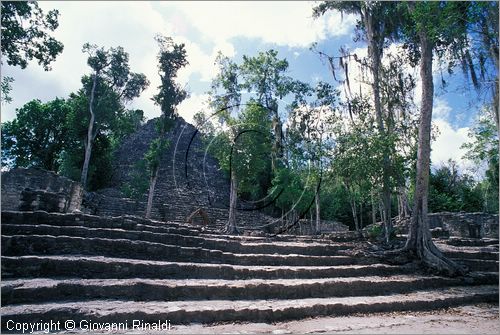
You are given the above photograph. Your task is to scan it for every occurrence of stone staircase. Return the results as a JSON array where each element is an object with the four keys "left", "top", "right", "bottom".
[{"left": 1, "top": 210, "right": 498, "bottom": 331}]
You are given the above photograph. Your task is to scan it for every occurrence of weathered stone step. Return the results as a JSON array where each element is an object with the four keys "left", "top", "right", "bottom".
[
  {"left": 1, "top": 211, "right": 202, "bottom": 237},
  {"left": 443, "top": 238, "right": 500, "bottom": 247},
  {"left": 1, "top": 224, "right": 348, "bottom": 256},
  {"left": 2, "top": 286, "right": 497, "bottom": 328},
  {"left": 444, "top": 251, "right": 499, "bottom": 261},
  {"left": 2, "top": 235, "right": 376, "bottom": 266},
  {"left": 1, "top": 256, "right": 412, "bottom": 280},
  {"left": 3, "top": 274, "right": 497, "bottom": 305},
  {"left": 199, "top": 232, "right": 338, "bottom": 245},
  {"left": 452, "top": 258, "right": 499, "bottom": 272}
]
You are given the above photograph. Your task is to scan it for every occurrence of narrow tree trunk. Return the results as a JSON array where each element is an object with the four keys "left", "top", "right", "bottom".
[
  {"left": 493, "top": 75, "right": 499, "bottom": 135},
  {"left": 80, "top": 73, "right": 98, "bottom": 189},
  {"left": 145, "top": 166, "right": 159, "bottom": 219},
  {"left": 487, "top": 19, "right": 499, "bottom": 134},
  {"left": 359, "top": 202, "right": 363, "bottom": 230},
  {"left": 286, "top": 211, "right": 290, "bottom": 233},
  {"left": 494, "top": 76, "right": 499, "bottom": 205},
  {"left": 299, "top": 211, "right": 303, "bottom": 235},
  {"left": 350, "top": 197, "right": 362, "bottom": 237},
  {"left": 380, "top": 187, "right": 391, "bottom": 243},
  {"left": 270, "top": 100, "right": 283, "bottom": 172},
  {"left": 379, "top": 200, "right": 385, "bottom": 225},
  {"left": 226, "top": 169, "right": 239, "bottom": 234},
  {"left": 402, "top": 189, "right": 407, "bottom": 217},
  {"left": 293, "top": 210, "right": 300, "bottom": 235},
  {"left": 281, "top": 208, "right": 285, "bottom": 230},
  {"left": 404, "top": 30, "right": 463, "bottom": 276},
  {"left": 309, "top": 209, "right": 313, "bottom": 235},
  {"left": 397, "top": 192, "right": 402, "bottom": 220},
  {"left": 371, "top": 191, "right": 377, "bottom": 225},
  {"left": 365, "top": 10, "right": 392, "bottom": 244},
  {"left": 315, "top": 190, "right": 321, "bottom": 234},
  {"left": 398, "top": 186, "right": 410, "bottom": 218}
]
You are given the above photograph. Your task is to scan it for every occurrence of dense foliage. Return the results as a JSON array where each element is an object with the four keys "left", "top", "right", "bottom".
[
  {"left": 1, "top": 94, "right": 145, "bottom": 191},
  {"left": 1, "top": 1, "right": 64, "bottom": 103}
]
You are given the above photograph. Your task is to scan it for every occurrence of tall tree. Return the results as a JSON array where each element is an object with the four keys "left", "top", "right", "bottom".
[
  {"left": 1, "top": 98, "right": 70, "bottom": 171},
  {"left": 462, "top": 108, "right": 499, "bottom": 213},
  {"left": 60, "top": 81, "right": 145, "bottom": 190},
  {"left": 1, "top": 1, "right": 64, "bottom": 103},
  {"left": 240, "top": 50, "right": 309, "bottom": 172},
  {"left": 400, "top": 1, "right": 470, "bottom": 275},
  {"left": 209, "top": 53, "right": 243, "bottom": 233},
  {"left": 287, "top": 82, "right": 338, "bottom": 233},
  {"left": 209, "top": 50, "right": 324, "bottom": 234},
  {"left": 313, "top": 1, "right": 402, "bottom": 243},
  {"left": 80, "top": 43, "right": 149, "bottom": 189},
  {"left": 463, "top": 2, "right": 499, "bottom": 136},
  {"left": 329, "top": 95, "right": 380, "bottom": 236},
  {"left": 144, "top": 35, "right": 188, "bottom": 219}
]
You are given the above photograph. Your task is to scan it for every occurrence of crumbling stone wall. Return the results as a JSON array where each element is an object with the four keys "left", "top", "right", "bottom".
[
  {"left": 289, "top": 219, "right": 349, "bottom": 235},
  {"left": 319, "top": 220, "right": 349, "bottom": 233},
  {"left": 1, "top": 168, "right": 82, "bottom": 213},
  {"left": 428, "top": 212, "right": 499, "bottom": 239},
  {"left": 394, "top": 212, "right": 499, "bottom": 238}
]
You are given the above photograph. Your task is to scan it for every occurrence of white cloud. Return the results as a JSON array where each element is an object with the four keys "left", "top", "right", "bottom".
[
  {"left": 433, "top": 98, "right": 452, "bottom": 119},
  {"left": 178, "top": 39, "right": 235, "bottom": 84},
  {"left": 432, "top": 119, "right": 469, "bottom": 165},
  {"left": 177, "top": 93, "right": 210, "bottom": 123},
  {"left": 4, "top": 1, "right": 349, "bottom": 123},
  {"left": 159, "top": 1, "right": 355, "bottom": 48},
  {"left": 311, "top": 74, "right": 322, "bottom": 83},
  {"left": 2, "top": 1, "right": 173, "bottom": 121},
  {"left": 431, "top": 98, "right": 472, "bottom": 171}
]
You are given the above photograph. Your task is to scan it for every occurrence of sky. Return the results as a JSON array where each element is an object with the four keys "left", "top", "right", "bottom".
[{"left": 1, "top": 1, "right": 486, "bottom": 173}]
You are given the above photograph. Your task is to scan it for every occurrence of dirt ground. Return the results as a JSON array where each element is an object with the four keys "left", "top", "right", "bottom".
[{"left": 168, "top": 304, "right": 499, "bottom": 334}]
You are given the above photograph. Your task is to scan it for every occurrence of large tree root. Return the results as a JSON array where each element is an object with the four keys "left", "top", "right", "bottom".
[
  {"left": 415, "top": 238, "right": 467, "bottom": 277},
  {"left": 377, "top": 242, "right": 468, "bottom": 277},
  {"left": 224, "top": 223, "right": 240, "bottom": 235}
]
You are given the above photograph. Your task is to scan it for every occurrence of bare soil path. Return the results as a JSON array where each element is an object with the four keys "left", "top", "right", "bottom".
[{"left": 167, "top": 304, "right": 499, "bottom": 334}]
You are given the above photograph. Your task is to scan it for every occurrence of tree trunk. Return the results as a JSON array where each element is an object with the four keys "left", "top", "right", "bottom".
[
  {"left": 381, "top": 185, "right": 392, "bottom": 243},
  {"left": 226, "top": 169, "right": 239, "bottom": 234},
  {"left": 315, "top": 190, "right": 321, "bottom": 234},
  {"left": 493, "top": 78, "right": 499, "bottom": 131},
  {"left": 359, "top": 201, "right": 363, "bottom": 229},
  {"left": 350, "top": 197, "right": 362, "bottom": 237},
  {"left": 371, "top": 191, "right": 377, "bottom": 225},
  {"left": 309, "top": 209, "right": 313, "bottom": 235},
  {"left": 80, "top": 73, "right": 98, "bottom": 189},
  {"left": 270, "top": 100, "right": 283, "bottom": 172},
  {"left": 145, "top": 166, "right": 159, "bottom": 219},
  {"left": 298, "top": 209, "right": 303, "bottom": 235},
  {"left": 486, "top": 14, "right": 499, "bottom": 134},
  {"left": 379, "top": 199, "right": 385, "bottom": 225},
  {"left": 364, "top": 9, "right": 392, "bottom": 244},
  {"left": 397, "top": 191, "right": 402, "bottom": 220},
  {"left": 399, "top": 186, "right": 411, "bottom": 218},
  {"left": 404, "top": 29, "right": 463, "bottom": 276},
  {"left": 281, "top": 208, "right": 285, "bottom": 230}
]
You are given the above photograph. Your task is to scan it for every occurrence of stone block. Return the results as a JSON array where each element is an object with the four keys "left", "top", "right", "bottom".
[{"left": 1, "top": 168, "right": 82, "bottom": 213}]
